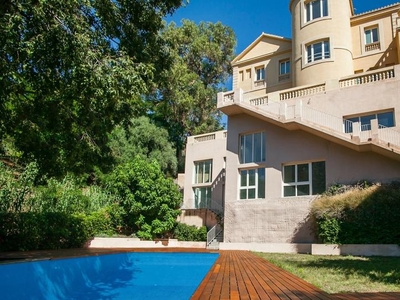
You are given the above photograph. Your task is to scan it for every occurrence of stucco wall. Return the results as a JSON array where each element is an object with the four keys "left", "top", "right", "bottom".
[
  {"left": 223, "top": 113, "right": 400, "bottom": 243},
  {"left": 183, "top": 131, "right": 227, "bottom": 212}
]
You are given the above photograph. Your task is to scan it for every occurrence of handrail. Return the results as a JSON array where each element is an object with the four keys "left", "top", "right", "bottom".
[{"left": 207, "top": 222, "right": 223, "bottom": 246}]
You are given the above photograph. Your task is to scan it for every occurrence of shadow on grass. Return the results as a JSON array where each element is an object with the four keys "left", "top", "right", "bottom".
[{"left": 281, "top": 255, "right": 400, "bottom": 286}]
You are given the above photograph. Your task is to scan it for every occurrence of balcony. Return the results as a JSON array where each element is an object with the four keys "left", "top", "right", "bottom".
[
  {"left": 217, "top": 65, "right": 400, "bottom": 159},
  {"left": 219, "top": 66, "right": 396, "bottom": 109}
]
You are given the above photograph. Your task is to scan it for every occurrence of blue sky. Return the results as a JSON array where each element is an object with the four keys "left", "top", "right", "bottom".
[{"left": 167, "top": 0, "right": 397, "bottom": 56}]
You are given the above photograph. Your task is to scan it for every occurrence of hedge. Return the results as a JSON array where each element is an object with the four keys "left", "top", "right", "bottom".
[
  {"left": 311, "top": 183, "right": 400, "bottom": 245},
  {"left": 0, "top": 211, "right": 120, "bottom": 252}
]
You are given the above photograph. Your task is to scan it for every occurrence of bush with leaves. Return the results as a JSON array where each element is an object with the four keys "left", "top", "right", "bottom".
[
  {"left": 105, "top": 156, "right": 182, "bottom": 240},
  {"left": 0, "top": 162, "right": 38, "bottom": 213},
  {"left": 311, "top": 182, "right": 400, "bottom": 245},
  {"left": 0, "top": 212, "right": 91, "bottom": 251},
  {"left": 173, "top": 223, "right": 207, "bottom": 241}
]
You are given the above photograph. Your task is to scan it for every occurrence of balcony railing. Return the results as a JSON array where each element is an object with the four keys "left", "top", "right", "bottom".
[
  {"left": 194, "top": 134, "right": 215, "bottom": 142},
  {"left": 188, "top": 130, "right": 227, "bottom": 144},
  {"left": 340, "top": 67, "right": 395, "bottom": 88},
  {"left": 280, "top": 84, "right": 325, "bottom": 100},
  {"left": 249, "top": 96, "right": 268, "bottom": 106},
  {"left": 365, "top": 41, "right": 381, "bottom": 52},
  {"left": 223, "top": 91, "right": 234, "bottom": 103}
]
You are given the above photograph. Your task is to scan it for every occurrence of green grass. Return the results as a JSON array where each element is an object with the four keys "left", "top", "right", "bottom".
[{"left": 255, "top": 252, "right": 400, "bottom": 294}]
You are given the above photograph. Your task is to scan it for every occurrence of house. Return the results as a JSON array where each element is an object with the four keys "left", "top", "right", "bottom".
[{"left": 182, "top": 0, "right": 400, "bottom": 250}]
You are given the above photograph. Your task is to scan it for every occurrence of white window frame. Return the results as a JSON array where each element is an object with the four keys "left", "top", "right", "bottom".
[
  {"left": 365, "top": 27, "right": 379, "bottom": 44},
  {"left": 282, "top": 161, "right": 325, "bottom": 197},
  {"left": 306, "top": 40, "right": 330, "bottom": 64},
  {"left": 279, "top": 59, "right": 291, "bottom": 81},
  {"left": 305, "top": 0, "right": 328, "bottom": 23},
  {"left": 193, "top": 160, "right": 212, "bottom": 184},
  {"left": 255, "top": 66, "right": 265, "bottom": 81},
  {"left": 239, "top": 132, "right": 266, "bottom": 164},
  {"left": 239, "top": 168, "right": 265, "bottom": 200},
  {"left": 360, "top": 21, "right": 384, "bottom": 56},
  {"left": 364, "top": 26, "right": 380, "bottom": 52}
]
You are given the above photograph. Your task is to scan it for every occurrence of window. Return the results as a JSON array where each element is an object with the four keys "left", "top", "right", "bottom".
[
  {"left": 239, "top": 132, "right": 266, "bottom": 164},
  {"left": 279, "top": 60, "right": 290, "bottom": 81},
  {"left": 306, "top": 40, "right": 330, "bottom": 63},
  {"left": 344, "top": 111, "right": 394, "bottom": 133},
  {"left": 365, "top": 27, "right": 379, "bottom": 45},
  {"left": 283, "top": 161, "right": 325, "bottom": 197},
  {"left": 194, "top": 160, "right": 212, "bottom": 184},
  {"left": 255, "top": 67, "right": 265, "bottom": 81},
  {"left": 280, "top": 60, "right": 290, "bottom": 75},
  {"left": 240, "top": 168, "right": 265, "bottom": 199},
  {"left": 194, "top": 187, "right": 211, "bottom": 208},
  {"left": 364, "top": 27, "right": 380, "bottom": 52},
  {"left": 305, "top": 0, "right": 328, "bottom": 22}
]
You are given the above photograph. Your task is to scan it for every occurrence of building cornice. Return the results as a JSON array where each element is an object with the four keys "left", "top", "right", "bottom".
[{"left": 232, "top": 48, "right": 292, "bottom": 67}]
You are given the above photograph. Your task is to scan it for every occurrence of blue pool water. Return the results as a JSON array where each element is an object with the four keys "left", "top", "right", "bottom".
[{"left": 0, "top": 252, "right": 218, "bottom": 300}]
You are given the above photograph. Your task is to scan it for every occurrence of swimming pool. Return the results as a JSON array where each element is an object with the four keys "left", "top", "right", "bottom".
[{"left": 0, "top": 252, "right": 219, "bottom": 299}]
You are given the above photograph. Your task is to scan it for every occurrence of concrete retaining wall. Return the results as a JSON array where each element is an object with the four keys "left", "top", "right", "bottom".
[
  {"left": 88, "top": 239, "right": 400, "bottom": 256},
  {"left": 88, "top": 238, "right": 206, "bottom": 249},
  {"left": 311, "top": 244, "right": 400, "bottom": 257},
  {"left": 219, "top": 242, "right": 312, "bottom": 254}
]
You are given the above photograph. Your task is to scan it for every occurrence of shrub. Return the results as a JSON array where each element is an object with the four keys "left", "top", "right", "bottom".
[
  {"left": 105, "top": 156, "right": 182, "bottom": 240},
  {"left": 0, "top": 212, "right": 91, "bottom": 251},
  {"left": 311, "top": 182, "right": 400, "bottom": 245},
  {"left": 173, "top": 223, "right": 207, "bottom": 241},
  {"left": 0, "top": 162, "right": 38, "bottom": 213}
]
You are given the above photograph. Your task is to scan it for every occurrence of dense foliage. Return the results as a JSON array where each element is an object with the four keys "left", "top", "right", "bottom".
[
  {"left": 311, "top": 182, "right": 400, "bottom": 245},
  {"left": 172, "top": 223, "right": 207, "bottom": 241},
  {"left": 150, "top": 20, "right": 236, "bottom": 170},
  {"left": 104, "top": 156, "right": 182, "bottom": 240},
  {"left": 0, "top": 0, "right": 188, "bottom": 176},
  {"left": 0, "top": 1, "right": 236, "bottom": 251},
  {"left": 108, "top": 116, "right": 178, "bottom": 176},
  {"left": 0, "top": 158, "right": 183, "bottom": 250}
]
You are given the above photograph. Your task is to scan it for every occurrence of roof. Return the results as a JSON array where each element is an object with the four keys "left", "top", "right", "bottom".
[{"left": 232, "top": 33, "right": 291, "bottom": 65}]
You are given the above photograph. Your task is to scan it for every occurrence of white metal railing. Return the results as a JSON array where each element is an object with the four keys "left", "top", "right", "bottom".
[
  {"left": 280, "top": 84, "right": 325, "bottom": 100},
  {"left": 286, "top": 104, "right": 296, "bottom": 119},
  {"left": 360, "top": 129, "right": 372, "bottom": 141},
  {"left": 301, "top": 105, "right": 346, "bottom": 133},
  {"left": 207, "top": 222, "right": 223, "bottom": 246},
  {"left": 343, "top": 119, "right": 353, "bottom": 133},
  {"left": 339, "top": 67, "right": 395, "bottom": 88},
  {"left": 378, "top": 125, "right": 400, "bottom": 148}
]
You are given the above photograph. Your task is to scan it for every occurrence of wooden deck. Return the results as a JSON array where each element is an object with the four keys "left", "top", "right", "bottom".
[
  {"left": 1, "top": 248, "right": 400, "bottom": 299},
  {"left": 192, "top": 251, "right": 400, "bottom": 300}
]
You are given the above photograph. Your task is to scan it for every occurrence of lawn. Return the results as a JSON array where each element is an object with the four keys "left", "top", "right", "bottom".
[{"left": 255, "top": 252, "right": 400, "bottom": 294}]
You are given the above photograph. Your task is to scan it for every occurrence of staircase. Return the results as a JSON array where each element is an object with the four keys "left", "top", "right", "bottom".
[
  {"left": 219, "top": 66, "right": 400, "bottom": 161},
  {"left": 225, "top": 96, "right": 400, "bottom": 161},
  {"left": 206, "top": 221, "right": 223, "bottom": 250}
]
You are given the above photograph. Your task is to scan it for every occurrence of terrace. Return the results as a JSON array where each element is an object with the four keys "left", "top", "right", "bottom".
[{"left": 217, "top": 66, "right": 400, "bottom": 161}]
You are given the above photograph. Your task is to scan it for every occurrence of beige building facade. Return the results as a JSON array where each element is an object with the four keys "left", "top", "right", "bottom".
[{"left": 183, "top": 1, "right": 400, "bottom": 245}]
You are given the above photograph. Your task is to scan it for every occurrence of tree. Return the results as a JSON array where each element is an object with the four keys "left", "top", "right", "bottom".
[
  {"left": 0, "top": 0, "right": 186, "bottom": 176},
  {"left": 106, "top": 156, "right": 182, "bottom": 240},
  {"left": 148, "top": 20, "right": 236, "bottom": 170},
  {"left": 108, "top": 116, "right": 178, "bottom": 176}
]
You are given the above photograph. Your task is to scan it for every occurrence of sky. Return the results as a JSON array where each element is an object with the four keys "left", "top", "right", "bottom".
[
  {"left": 167, "top": 0, "right": 398, "bottom": 58},
  {"left": 165, "top": 0, "right": 398, "bottom": 126}
]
